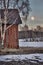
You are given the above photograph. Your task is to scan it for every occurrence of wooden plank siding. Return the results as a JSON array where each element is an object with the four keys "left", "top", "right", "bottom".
[
  {"left": 4, "top": 25, "right": 19, "bottom": 48},
  {"left": 18, "top": 31, "right": 43, "bottom": 39},
  {"left": 0, "top": 31, "right": 1, "bottom": 43}
]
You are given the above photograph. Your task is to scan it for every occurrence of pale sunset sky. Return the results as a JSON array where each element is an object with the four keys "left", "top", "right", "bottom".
[{"left": 20, "top": 0, "right": 43, "bottom": 29}]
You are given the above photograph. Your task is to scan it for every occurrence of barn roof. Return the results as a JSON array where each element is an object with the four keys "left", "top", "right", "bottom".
[{"left": 0, "top": 9, "right": 22, "bottom": 25}]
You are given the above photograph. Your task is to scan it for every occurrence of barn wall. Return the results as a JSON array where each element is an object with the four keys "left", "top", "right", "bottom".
[
  {"left": 4, "top": 25, "right": 19, "bottom": 48},
  {"left": 0, "top": 31, "right": 1, "bottom": 43}
]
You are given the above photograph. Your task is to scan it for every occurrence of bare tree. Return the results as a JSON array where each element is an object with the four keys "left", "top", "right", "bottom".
[
  {"left": 0, "top": 0, "right": 7, "bottom": 45},
  {"left": 0, "top": 0, "right": 31, "bottom": 45}
]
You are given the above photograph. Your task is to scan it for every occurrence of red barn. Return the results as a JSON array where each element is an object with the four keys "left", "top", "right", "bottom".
[{"left": 0, "top": 9, "right": 22, "bottom": 48}]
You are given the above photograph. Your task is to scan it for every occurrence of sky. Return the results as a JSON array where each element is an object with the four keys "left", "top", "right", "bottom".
[{"left": 26, "top": 0, "right": 43, "bottom": 29}]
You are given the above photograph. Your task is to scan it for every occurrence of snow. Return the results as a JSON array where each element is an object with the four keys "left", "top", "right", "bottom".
[
  {"left": 19, "top": 39, "right": 43, "bottom": 47},
  {"left": 0, "top": 39, "right": 43, "bottom": 63},
  {"left": 0, "top": 54, "right": 43, "bottom": 63}
]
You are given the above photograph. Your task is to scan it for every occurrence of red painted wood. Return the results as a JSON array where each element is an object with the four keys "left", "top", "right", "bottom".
[
  {"left": 0, "top": 32, "right": 1, "bottom": 41},
  {"left": 4, "top": 25, "right": 19, "bottom": 48}
]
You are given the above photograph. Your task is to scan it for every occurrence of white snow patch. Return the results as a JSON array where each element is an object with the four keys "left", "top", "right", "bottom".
[
  {"left": 0, "top": 54, "right": 43, "bottom": 63},
  {"left": 19, "top": 39, "right": 43, "bottom": 47}
]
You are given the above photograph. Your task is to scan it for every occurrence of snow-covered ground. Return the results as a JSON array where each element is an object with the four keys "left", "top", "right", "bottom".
[
  {"left": 0, "top": 54, "right": 43, "bottom": 63},
  {"left": 19, "top": 39, "right": 43, "bottom": 47},
  {"left": 0, "top": 39, "right": 43, "bottom": 63}
]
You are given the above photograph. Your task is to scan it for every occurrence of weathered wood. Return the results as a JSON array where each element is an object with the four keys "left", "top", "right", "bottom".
[{"left": 4, "top": 25, "right": 19, "bottom": 48}]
